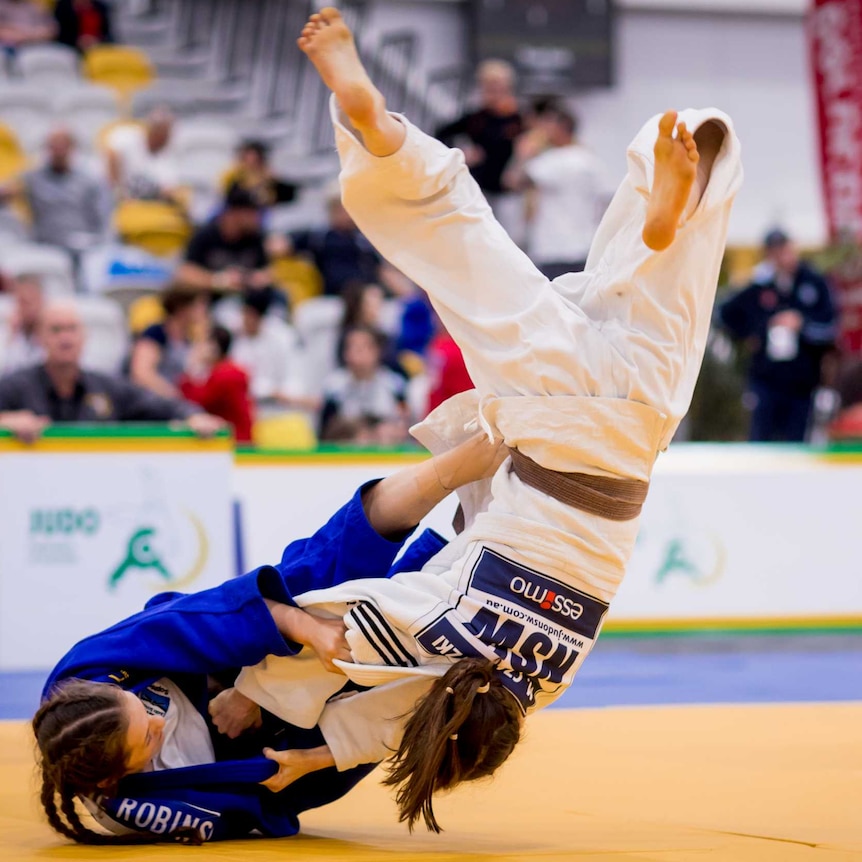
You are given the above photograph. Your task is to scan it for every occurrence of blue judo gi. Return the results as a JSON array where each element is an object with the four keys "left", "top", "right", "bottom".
[{"left": 42, "top": 483, "right": 446, "bottom": 841}]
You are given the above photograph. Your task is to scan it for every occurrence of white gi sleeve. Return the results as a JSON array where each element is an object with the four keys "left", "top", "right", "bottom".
[{"left": 318, "top": 677, "right": 434, "bottom": 771}]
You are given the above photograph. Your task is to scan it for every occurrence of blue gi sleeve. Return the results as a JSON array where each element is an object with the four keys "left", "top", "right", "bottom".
[
  {"left": 254, "top": 480, "right": 417, "bottom": 604},
  {"left": 97, "top": 755, "right": 376, "bottom": 840},
  {"left": 43, "top": 570, "right": 295, "bottom": 697},
  {"left": 44, "top": 482, "right": 416, "bottom": 697}
]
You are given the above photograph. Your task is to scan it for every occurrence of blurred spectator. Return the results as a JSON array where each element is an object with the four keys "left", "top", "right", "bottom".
[
  {"left": 129, "top": 287, "right": 209, "bottom": 398},
  {"left": 222, "top": 140, "right": 297, "bottom": 209},
  {"left": 176, "top": 186, "right": 274, "bottom": 298},
  {"left": 271, "top": 193, "right": 381, "bottom": 297},
  {"left": 719, "top": 229, "right": 837, "bottom": 442},
  {"left": 1, "top": 273, "right": 45, "bottom": 375},
  {"left": 319, "top": 324, "right": 408, "bottom": 444},
  {"left": 107, "top": 108, "right": 183, "bottom": 206},
  {"left": 339, "top": 281, "right": 396, "bottom": 364},
  {"left": 0, "top": 300, "right": 222, "bottom": 442},
  {"left": 231, "top": 290, "right": 315, "bottom": 415},
  {"left": 179, "top": 324, "right": 253, "bottom": 443},
  {"left": 0, "top": 127, "right": 110, "bottom": 264},
  {"left": 54, "top": 0, "right": 113, "bottom": 52},
  {"left": 0, "top": 0, "right": 56, "bottom": 49},
  {"left": 504, "top": 104, "right": 605, "bottom": 278},
  {"left": 426, "top": 322, "right": 473, "bottom": 414},
  {"left": 828, "top": 361, "right": 862, "bottom": 441},
  {"left": 436, "top": 60, "right": 523, "bottom": 213}
]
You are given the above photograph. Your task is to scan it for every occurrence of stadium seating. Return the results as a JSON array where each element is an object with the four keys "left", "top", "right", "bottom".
[
  {"left": 54, "top": 84, "right": 121, "bottom": 152},
  {"left": 83, "top": 45, "right": 155, "bottom": 103},
  {"left": 2, "top": 244, "right": 75, "bottom": 296},
  {"left": 0, "top": 84, "right": 53, "bottom": 152},
  {"left": 16, "top": 44, "right": 81, "bottom": 85},
  {"left": 113, "top": 200, "right": 192, "bottom": 257},
  {"left": 0, "top": 123, "right": 27, "bottom": 183},
  {"left": 252, "top": 412, "right": 316, "bottom": 450}
]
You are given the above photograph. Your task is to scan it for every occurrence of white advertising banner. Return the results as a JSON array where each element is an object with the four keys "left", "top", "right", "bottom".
[
  {"left": 0, "top": 441, "right": 234, "bottom": 670},
  {"left": 234, "top": 447, "right": 862, "bottom": 630}
]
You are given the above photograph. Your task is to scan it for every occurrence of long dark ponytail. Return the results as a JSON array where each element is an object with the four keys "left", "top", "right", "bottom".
[{"left": 383, "top": 657, "right": 523, "bottom": 832}]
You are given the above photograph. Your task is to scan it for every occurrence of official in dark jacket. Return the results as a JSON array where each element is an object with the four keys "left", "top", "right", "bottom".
[{"left": 718, "top": 229, "right": 836, "bottom": 441}]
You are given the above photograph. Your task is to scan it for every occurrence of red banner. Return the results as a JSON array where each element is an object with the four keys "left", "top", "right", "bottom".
[
  {"left": 809, "top": 0, "right": 862, "bottom": 238},
  {"left": 809, "top": 0, "right": 862, "bottom": 353}
]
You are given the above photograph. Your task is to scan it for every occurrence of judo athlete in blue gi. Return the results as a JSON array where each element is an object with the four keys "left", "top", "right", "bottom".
[{"left": 33, "top": 435, "right": 505, "bottom": 845}]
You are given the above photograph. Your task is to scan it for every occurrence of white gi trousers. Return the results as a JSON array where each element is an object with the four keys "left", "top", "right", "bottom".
[{"left": 238, "top": 102, "right": 743, "bottom": 744}]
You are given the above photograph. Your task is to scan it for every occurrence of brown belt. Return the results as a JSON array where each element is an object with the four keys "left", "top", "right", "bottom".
[{"left": 508, "top": 448, "right": 649, "bottom": 521}]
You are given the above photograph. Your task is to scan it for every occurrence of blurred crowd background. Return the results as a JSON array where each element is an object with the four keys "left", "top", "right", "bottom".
[{"left": 1, "top": 0, "right": 861, "bottom": 449}]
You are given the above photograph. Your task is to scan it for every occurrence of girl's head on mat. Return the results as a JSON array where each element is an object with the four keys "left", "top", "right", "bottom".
[
  {"left": 33, "top": 679, "right": 182, "bottom": 845},
  {"left": 384, "top": 656, "right": 523, "bottom": 833}
]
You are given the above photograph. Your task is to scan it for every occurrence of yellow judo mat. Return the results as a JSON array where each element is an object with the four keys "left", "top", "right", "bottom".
[{"left": 2, "top": 702, "right": 860, "bottom": 861}]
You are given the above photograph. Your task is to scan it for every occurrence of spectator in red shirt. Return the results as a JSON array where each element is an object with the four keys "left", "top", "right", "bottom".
[
  {"left": 179, "top": 325, "right": 254, "bottom": 443},
  {"left": 426, "top": 322, "right": 473, "bottom": 414}
]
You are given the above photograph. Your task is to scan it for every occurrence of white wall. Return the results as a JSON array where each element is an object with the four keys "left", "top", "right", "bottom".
[
  {"left": 360, "top": 2, "right": 826, "bottom": 246},
  {"left": 574, "top": 10, "right": 825, "bottom": 246}
]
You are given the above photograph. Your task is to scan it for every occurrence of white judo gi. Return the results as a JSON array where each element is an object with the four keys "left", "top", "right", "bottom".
[{"left": 239, "top": 101, "right": 743, "bottom": 763}]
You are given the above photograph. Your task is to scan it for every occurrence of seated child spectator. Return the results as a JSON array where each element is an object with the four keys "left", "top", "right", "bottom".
[
  {"left": 319, "top": 324, "right": 408, "bottom": 445},
  {"left": 130, "top": 287, "right": 209, "bottom": 398},
  {"left": 230, "top": 290, "right": 316, "bottom": 416},
  {"left": 179, "top": 325, "right": 253, "bottom": 443}
]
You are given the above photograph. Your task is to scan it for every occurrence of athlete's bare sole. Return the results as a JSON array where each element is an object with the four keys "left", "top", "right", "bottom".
[
  {"left": 642, "top": 111, "right": 700, "bottom": 252},
  {"left": 297, "top": 7, "right": 405, "bottom": 156}
]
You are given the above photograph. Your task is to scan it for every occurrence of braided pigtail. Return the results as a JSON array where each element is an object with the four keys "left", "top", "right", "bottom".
[
  {"left": 383, "top": 657, "right": 523, "bottom": 833},
  {"left": 33, "top": 679, "right": 201, "bottom": 845}
]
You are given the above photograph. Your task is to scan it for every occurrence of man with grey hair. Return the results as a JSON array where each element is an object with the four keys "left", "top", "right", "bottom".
[{"left": 0, "top": 301, "right": 223, "bottom": 442}]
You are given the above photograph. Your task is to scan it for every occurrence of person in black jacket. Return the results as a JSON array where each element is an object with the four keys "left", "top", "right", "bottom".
[{"left": 718, "top": 229, "right": 837, "bottom": 441}]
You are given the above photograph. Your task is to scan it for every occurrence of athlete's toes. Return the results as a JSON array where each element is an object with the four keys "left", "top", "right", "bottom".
[
  {"left": 320, "top": 6, "right": 342, "bottom": 24},
  {"left": 658, "top": 110, "right": 677, "bottom": 137}
]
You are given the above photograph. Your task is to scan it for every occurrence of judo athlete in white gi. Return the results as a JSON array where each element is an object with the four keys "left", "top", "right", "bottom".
[{"left": 235, "top": 7, "right": 744, "bottom": 831}]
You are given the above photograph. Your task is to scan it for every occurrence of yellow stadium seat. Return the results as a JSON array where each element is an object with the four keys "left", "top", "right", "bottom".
[
  {"left": 114, "top": 200, "right": 191, "bottom": 257},
  {"left": 253, "top": 413, "right": 317, "bottom": 451},
  {"left": 0, "top": 123, "right": 27, "bottom": 183},
  {"left": 272, "top": 256, "right": 324, "bottom": 309},
  {"left": 83, "top": 45, "right": 154, "bottom": 103},
  {"left": 128, "top": 294, "right": 165, "bottom": 334}
]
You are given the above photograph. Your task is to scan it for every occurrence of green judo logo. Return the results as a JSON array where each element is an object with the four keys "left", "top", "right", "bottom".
[
  {"left": 108, "top": 512, "right": 209, "bottom": 591},
  {"left": 109, "top": 527, "right": 172, "bottom": 588}
]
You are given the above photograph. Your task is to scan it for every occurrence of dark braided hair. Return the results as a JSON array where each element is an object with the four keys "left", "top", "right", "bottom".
[
  {"left": 383, "top": 657, "right": 523, "bottom": 832},
  {"left": 33, "top": 679, "right": 200, "bottom": 845}
]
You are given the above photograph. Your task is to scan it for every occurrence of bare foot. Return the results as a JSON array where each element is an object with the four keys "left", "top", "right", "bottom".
[
  {"left": 642, "top": 111, "right": 699, "bottom": 252},
  {"left": 297, "top": 7, "right": 404, "bottom": 156}
]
